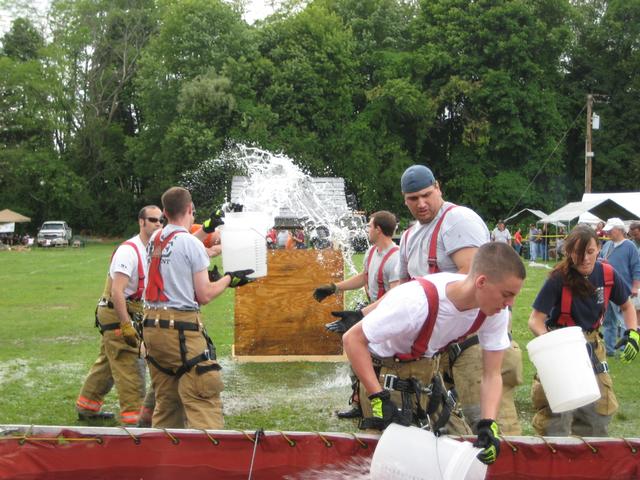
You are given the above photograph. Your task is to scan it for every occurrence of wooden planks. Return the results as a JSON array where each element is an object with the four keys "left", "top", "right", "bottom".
[{"left": 234, "top": 249, "right": 345, "bottom": 359}]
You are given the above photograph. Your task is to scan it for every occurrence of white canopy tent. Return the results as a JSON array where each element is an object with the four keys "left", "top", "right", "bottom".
[
  {"left": 579, "top": 192, "right": 640, "bottom": 225},
  {"left": 538, "top": 198, "right": 639, "bottom": 228},
  {"left": 503, "top": 208, "right": 547, "bottom": 225}
]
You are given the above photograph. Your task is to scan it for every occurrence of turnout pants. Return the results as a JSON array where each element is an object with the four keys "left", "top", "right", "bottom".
[
  {"left": 444, "top": 338, "right": 523, "bottom": 435},
  {"left": 76, "top": 304, "right": 146, "bottom": 425},
  {"left": 143, "top": 308, "right": 223, "bottom": 429},
  {"left": 531, "top": 330, "right": 618, "bottom": 436},
  {"left": 359, "top": 355, "right": 471, "bottom": 434}
]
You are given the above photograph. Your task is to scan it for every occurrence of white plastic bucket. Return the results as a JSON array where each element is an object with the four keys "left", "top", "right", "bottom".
[
  {"left": 370, "top": 424, "right": 487, "bottom": 480},
  {"left": 527, "top": 326, "right": 600, "bottom": 413},
  {"left": 220, "top": 212, "right": 270, "bottom": 279}
]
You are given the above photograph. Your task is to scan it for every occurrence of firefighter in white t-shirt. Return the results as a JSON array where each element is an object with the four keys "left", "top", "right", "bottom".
[
  {"left": 313, "top": 211, "right": 401, "bottom": 419},
  {"left": 76, "top": 205, "right": 162, "bottom": 425},
  {"left": 343, "top": 242, "right": 526, "bottom": 465}
]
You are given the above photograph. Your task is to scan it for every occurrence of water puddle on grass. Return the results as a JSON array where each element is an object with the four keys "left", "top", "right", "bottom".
[{"left": 220, "top": 360, "right": 353, "bottom": 417}]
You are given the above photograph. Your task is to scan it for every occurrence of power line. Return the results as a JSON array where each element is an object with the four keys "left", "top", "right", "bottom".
[{"left": 504, "top": 103, "right": 587, "bottom": 219}]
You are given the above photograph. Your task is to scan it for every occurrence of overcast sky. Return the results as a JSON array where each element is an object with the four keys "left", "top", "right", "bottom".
[{"left": 0, "top": 0, "right": 275, "bottom": 37}]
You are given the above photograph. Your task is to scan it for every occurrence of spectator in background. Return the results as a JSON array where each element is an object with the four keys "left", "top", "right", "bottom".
[
  {"left": 513, "top": 228, "right": 523, "bottom": 256},
  {"left": 540, "top": 224, "right": 549, "bottom": 261},
  {"left": 491, "top": 220, "right": 511, "bottom": 245},
  {"left": 529, "top": 224, "right": 540, "bottom": 261},
  {"left": 595, "top": 221, "right": 606, "bottom": 246},
  {"left": 629, "top": 222, "right": 640, "bottom": 325},
  {"left": 266, "top": 228, "right": 277, "bottom": 249},
  {"left": 276, "top": 229, "right": 289, "bottom": 249},
  {"left": 599, "top": 218, "right": 640, "bottom": 357},
  {"left": 293, "top": 229, "right": 306, "bottom": 249}
]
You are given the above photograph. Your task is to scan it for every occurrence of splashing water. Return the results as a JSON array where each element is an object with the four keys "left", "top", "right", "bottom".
[
  {"left": 182, "top": 144, "right": 369, "bottom": 281},
  {"left": 284, "top": 457, "right": 372, "bottom": 480}
]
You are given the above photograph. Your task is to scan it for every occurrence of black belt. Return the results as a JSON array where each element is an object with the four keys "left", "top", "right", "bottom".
[
  {"left": 143, "top": 318, "right": 201, "bottom": 331},
  {"left": 98, "top": 322, "right": 120, "bottom": 334}
]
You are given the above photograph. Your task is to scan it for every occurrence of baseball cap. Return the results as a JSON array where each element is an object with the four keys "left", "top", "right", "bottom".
[
  {"left": 401, "top": 165, "right": 436, "bottom": 193},
  {"left": 602, "top": 217, "right": 626, "bottom": 232}
]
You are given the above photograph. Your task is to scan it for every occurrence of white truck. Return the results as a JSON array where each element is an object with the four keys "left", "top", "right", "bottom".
[{"left": 37, "top": 221, "right": 72, "bottom": 247}]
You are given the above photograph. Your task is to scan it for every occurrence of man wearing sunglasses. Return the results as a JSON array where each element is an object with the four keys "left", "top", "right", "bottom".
[{"left": 76, "top": 205, "right": 163, "bottom": 425}]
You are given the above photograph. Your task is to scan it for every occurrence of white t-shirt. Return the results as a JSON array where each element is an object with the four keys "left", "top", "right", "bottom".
[
  {"left": 145, "top": 224, "right": 210, "bottom": 311},
  {"left": 362, "top": 272, "right": 510, "bottom": 358},
  {"left": 363, "top": 244, "right": 401, "bottom": 301},
  {"left": 398, "top": 202, "right": 489, "bottom": 279},
  {"left": 110, "top": 235, "right": 146, "bottom": 299},
  {"left": 492, "top": 228, "right": 511, "bottom": 243}
]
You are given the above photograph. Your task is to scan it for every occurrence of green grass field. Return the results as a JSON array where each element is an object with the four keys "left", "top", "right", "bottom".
[{"left": 1, "top": 244, "right": 638, "bottom": 436}]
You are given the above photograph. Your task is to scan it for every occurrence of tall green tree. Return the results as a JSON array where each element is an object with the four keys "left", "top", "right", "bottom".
[
  {"left": 130, "top": 0, "right": 252, "bottom": 206},
  {"left": 412, "top": 0, "right": 573, "bottom": 219}
]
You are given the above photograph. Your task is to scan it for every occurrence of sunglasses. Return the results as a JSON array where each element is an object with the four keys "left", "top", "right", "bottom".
[{"left": 146, "top": 217, "right": 162, "bottom": 223}]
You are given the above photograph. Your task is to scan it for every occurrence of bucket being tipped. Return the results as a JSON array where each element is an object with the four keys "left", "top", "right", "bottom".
[
  {"left": 527, "top": 326, "right": 600, "bottom": 413},
  {"left": 369, "top": 424, "right": 487, "bottom": 480},
  {"left": 220, "top": 212, "right": 270, "bottom": 279}
]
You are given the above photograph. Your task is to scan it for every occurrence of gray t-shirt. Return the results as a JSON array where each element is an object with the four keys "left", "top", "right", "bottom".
[
  {"left": 363, "top": 244, "right": 401, "bottom": 302},
  {"left": 398, "top": 202, "right": 489, "bottom": 278},
  {"left": 145, "top": 224, "right": 210, "bottom": 311}
]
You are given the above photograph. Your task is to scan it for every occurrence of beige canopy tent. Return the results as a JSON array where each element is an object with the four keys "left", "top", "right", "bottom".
[{"left": 0, "top": 209, "right": 31, "bottom": 223}]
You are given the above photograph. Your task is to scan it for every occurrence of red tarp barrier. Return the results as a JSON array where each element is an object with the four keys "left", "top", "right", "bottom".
[{"left": 1, "top": 426, "right": 639, "bottom": 479}]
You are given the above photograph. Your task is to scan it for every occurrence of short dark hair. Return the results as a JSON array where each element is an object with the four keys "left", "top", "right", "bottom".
[
  {"left": 630, "top": 222, "right": 640, "bottom": 231},
  {"left": 138, "top": 205, "right": 160, "bottom": 220},
  {"left": 370, "top": 211, "right": 397, "bottom": 237},
  {"left": 470, "top": 242, "right": 526, "bottom": 282},
  {"left": 161, "top": 187, "right": 192, "bottom": 219}
]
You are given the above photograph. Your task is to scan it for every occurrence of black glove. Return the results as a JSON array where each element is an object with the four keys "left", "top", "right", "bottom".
[
  {"left": 325, "top": 310, "right": 363, "bottom": 333},
  {"left": 313, "top": 283, "right": 337, "bottom": 302},
  {"left": 208, "top": 265, "right": 222, "bottom": 282},
  {"left": 202, "top": 208, "right": 225, "bottom": 233},
  {"left": 367, "top": 390, "right": 401, "bottom": 430},
  {"left": 228, "top": 202, "right": 243, "bottom": 212},
  {"left": 225, "top": 269, "right": 254, "bottom": 288},
  {"left": 615, "top": 329, "right": 640, "bottom": 363},
  {"left": 474, "top": 419, "right": 501, "bottom": 465}
]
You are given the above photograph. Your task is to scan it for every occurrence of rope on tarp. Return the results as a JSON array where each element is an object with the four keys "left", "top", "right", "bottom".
[
  {"left": 0, "top": 424, "right": 103, "bottom": 447},
  {"left": 315, "top": 432, "right": 333, "bottom": 448},
  {"left": 119, "top": 426, "right": 141, "bottom": 445},
  {"left": 620, "top": 437, "right": 638, "bottom": 454},
  {"left": 200, "top": 429, "right": 220, "bottom": 446},
  {"left": 570, "top": 435, "right": 598, "bottom": 454},
  {"left": 535, "top": 435, "right": 557, "bottom": 453},
  {"left": 277, "top": 431, "right": 296, "bottom": 447},
  {"left": 162, "top": 429, "right": 179, "bottom": 445},
  {"left": 500, "top": 436, "right": 518, "bottom": 453},
  {"left": 350, "top": 433, "right": 368, "bottom": 449},
  {"left": 247, "top": 428, "right": 264, "bottom": 480}
]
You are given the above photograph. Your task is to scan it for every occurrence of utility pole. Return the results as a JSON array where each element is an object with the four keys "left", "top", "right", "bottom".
[{"left": 585, "top": 94, "right": 594, "bottom": 193}]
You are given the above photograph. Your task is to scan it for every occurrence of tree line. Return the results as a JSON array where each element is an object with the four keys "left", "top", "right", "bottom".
[{"left": 1, "top": 0, "right": 638, "bottom": 234}]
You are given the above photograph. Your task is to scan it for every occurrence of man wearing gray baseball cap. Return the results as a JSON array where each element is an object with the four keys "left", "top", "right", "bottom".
[{"left": 395, "top": 164, "right": 523, "bottom": 437}]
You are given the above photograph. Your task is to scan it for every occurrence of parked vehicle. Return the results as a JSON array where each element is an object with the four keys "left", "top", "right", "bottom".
[{"left": 37, "top": 221, "right": 72, "bottom": 247}]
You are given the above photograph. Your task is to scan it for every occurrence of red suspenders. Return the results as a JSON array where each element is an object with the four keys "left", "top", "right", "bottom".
[
  {"left": 400, "top": 204, "right": 458, "bottom": 278},
  {"left": 364, "top": 246, "right": 399, "bottom": 301},
  {"left": 395, "top": 277, "right": 487, "bottom": 361},
  {"left": 119, "top": 240, "right": 145, "bottom": 300},
  {"left": 427, "top": 205, "right": 458, "bottom": 274},
  {"left": 145, "top": 229, "right": 184, "bottom": 302},
  {"left": 557, "top": 261, "right": 615, "bottom": 329}
]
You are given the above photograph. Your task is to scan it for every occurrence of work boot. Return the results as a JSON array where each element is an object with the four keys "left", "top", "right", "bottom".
[
  {"left": 336, "top": 404, "right": 363, "bottom": 419},
  {"left": 78, "top": 410, "right": 115, "bottom": 421}
]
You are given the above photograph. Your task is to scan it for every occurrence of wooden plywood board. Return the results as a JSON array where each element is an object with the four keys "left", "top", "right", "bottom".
[{"left": 234, "top": 249, "right": 344, "bottom": 357}]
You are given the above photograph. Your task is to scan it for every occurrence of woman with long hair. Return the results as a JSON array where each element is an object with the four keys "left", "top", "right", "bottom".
[{"left": 528, "top": 224, "right": 638, "bottom": 436}]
